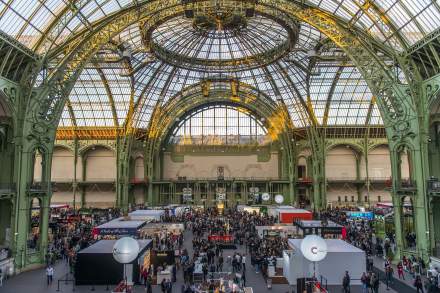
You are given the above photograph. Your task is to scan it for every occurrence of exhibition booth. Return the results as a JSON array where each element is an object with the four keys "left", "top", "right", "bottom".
[
  {"left": 294, "top": 220, "right": 344, "bottom": 238},
  {"left": 150, "top": 250, "right": 175, "bottom": 284},
  {"left": 139, "top": 223, "right": 184, "bottom": 239},
  {"left": 92, "top": 218, "right": 147, "bottom": 238},
  {"left": 75, "top": 239, "right": 152, "bottom": 285},
  {"left": 128, "top": 209, "right": 165, "bottom": 221},
  {"left": 255, "top": 224, "right": 297, "bottom": 239},
  {"left": 346, "top": 211, "right": 374, "bottom": 220},
  {"left": 268, "top": 206, "right": 313, "bottom": 224},
  {"left": 283, "top": 239, "right": 365, "bottom": 285},
  {"left": 237, "top": 205, "right": 262, "bottom": 214}
]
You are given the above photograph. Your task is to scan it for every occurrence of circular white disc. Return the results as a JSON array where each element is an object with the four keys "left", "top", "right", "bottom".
[
  {"left": 262, "top": 193, "right": 270, "bottom": 201},
  {"left": 300, "top": 235, "right": 327, "bottom": 262},
  {"left": 274, "top": 194, "right": 284, "bottom": 204},
  {"left": 112, "top": 237, "right": 140, "bottom": 264}
]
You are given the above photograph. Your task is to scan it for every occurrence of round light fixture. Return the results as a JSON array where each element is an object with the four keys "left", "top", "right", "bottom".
[
  {"left": 262, "top": 193, "right": 270, "bottom": 201},
  {"left": 274, "top": 194, "right": 284, "bottom": 204},
  {"left": 300, "top": 235, "right": 327, "bottom": 262},
  {"left": 112, "top": 237, "right": 140, "bottom": 264}
]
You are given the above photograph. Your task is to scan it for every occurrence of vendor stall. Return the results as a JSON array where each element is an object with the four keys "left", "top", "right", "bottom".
[
  {"left": 140, "top": 223, "right": 184, "bottom": 238},
  {"left": 75, "top": 239, "right": 152, "bottom": 285},
  {"left": 346, "top": 211, "right": 374, "bottom": 220},
  {"left": 255, "top": 225, "right": 297, "bottom": 239},
  {"left": 283, "top": 239, "right": 365, "bottom": 285},
  {"left": 128, "top": 209, "right": 165, "bottom": 221},
  {"left": 237, "top": 205, "right": 261, "bottom": 214},
  {"left": 294, "top": 220, "right": 343, "bottom": 238},
  {"left": 92, "top": 218, "right": 147, "bottom": 238},
  {"left": 268, "top": 207, "right": 313, "bottom": 224}
]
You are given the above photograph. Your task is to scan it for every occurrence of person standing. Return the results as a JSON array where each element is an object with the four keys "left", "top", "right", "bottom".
[
  {"left": 397, "top": 262, "right": 405, "bottom": 279},
  {"left": 145, "top": 274, "right": 153, "bottom": 293},
  {"left": 46, "top": 265, "right": 54, "bottom": 285},
  {"left": 242, "top": 254, "right": 246, "bottom": 271},
  {"left": 414, "top": 275, "right": 424, "bottom": 293},
  {"left": 166, "top": 279, "right": 172, "bottom": 293},
  {"left": 218, "top": 255, "right": 223, "bottom": 272},
  {"left": 342, "top": 271, "right": 350, "bottom": 293}
]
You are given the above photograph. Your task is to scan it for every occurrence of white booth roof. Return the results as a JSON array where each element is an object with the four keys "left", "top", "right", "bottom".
[
  {"left": 288, "top": 239, "right": 364, "bottom": 253},
  {"left": 96, "top": 217, "right": 146, "bottom": 229},
  {"left": 129, "top": 210, "right": 165, "bottom": 216}
]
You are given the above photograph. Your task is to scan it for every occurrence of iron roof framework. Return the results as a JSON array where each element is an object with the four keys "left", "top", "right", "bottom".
[{"left": 0, "top": 0, "right": 438, "bottom": 137}]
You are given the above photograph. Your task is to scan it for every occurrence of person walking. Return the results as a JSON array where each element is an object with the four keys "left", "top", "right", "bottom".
[
  {"left": 414, "top": 275, "right": 424, "bottom": 293},
  {"left": 242, "top": 254, "right": 246, "bottom": 271},
  {"left": 385, "top": 265, "right": 394, "bottom": 288},
  {"left": 342, "top": 271, "right": 351, "bottom": 293},
  {"left": 241, "top": 271, "right": 246, "bottom": 288},
  {"left": 371, "top": 273, "right": 380, "bottom": 293},
  {"left": 361, "top": 272, "right": 368, "bottom": 293},
  {"left": 46, "top": 265, "right": 54, "bottom": 285}
]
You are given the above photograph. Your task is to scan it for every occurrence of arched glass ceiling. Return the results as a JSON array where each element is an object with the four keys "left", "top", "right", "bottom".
[
  {"left": 58, "top": 20, "right": 382, "bottom": 128},
  {"left": 150, "top": 14, "right": 291, "bottom": 65},
  {"left": 0, "top": 0, "right": 439, "bottom": 52},
  {"left": 169, "top": 104, "right": 268, "bottom": 145}
]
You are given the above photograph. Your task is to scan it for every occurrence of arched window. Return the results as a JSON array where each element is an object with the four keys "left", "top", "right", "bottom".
[{"left": 168, "top": 104, "right": 267, "bottom": 145}]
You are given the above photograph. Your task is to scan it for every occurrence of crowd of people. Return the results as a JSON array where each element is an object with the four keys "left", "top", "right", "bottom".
[
  {"left": 321, "top": 207, "right": 440, "bottom": 292},
  {"left": 6, "top": 203, "right": 440, "bottom": 292}
]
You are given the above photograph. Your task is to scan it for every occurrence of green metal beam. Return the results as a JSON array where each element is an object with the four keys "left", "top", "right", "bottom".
[
  {"left": 323, "top": 65, "right": 344, "bottom": 126},
  {"left": 95, "top": 66, "right": 119, "bottom": 127}
]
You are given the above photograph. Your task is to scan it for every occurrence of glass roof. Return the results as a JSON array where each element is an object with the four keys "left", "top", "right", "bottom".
[
  {"left": 58, "top": 20, "right": 382, "bottom": 128},
  {"left": 1, "top": 0, "right": 434, "bottom": 131},
  {"left": 149, "top": 14, "right": 294, "bottom": 72},
  {"left": 1, "top": 0, "right": 439, "bottom": 53}
]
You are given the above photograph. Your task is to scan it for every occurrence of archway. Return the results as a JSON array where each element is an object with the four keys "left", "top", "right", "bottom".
[{"left": 138, "top": 81, "right": 295, "bottom": 207}]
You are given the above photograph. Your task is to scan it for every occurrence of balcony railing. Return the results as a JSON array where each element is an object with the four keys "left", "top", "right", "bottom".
[
  {"left": 130, "top": 178, "right": 147, "bottom": 184},
  {"left": 27, "top": 182, "right": 51, "bottom": 193},
  {"left": 297, "top": 177, "right": 313, "bottom": 184},
  {"left": 160, "top": 176, "right": 289, "bottom": 182}
]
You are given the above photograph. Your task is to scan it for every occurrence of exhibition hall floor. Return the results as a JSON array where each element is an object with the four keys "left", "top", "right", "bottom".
[{"left": 0, "top": 230, "right": 405, "bottom": 293}]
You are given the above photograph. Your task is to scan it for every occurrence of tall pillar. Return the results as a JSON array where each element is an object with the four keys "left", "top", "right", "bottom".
[
  {"left": 355, "top": 154, "right": 362, "bottom": 204},
  {"left": 311, "top": 150, "right": 326, "bottom": 211},
  {"left": 389, "top": 150, "right": 404, "bottom": 261}
]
